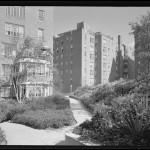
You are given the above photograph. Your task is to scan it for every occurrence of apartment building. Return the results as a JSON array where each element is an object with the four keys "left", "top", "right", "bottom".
[
  {"left": 95, "top": 32, "right": 116, "bottom": 85},
  {"left": 124, "top": 45, "right": 135, "bottom": 79},
  {"left": 0, "top": 6, "right": 53, "bottom": 98},
  {"left": 53, "top": 22, "right": 95, "bottom": 93},
  {"left": 116, "top": 35, "right": 135, "bottom": 80}
]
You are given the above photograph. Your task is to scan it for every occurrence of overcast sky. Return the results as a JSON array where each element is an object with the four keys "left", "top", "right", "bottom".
[{"left": 54, "top": 7, "right": 150, "bottom": 46}]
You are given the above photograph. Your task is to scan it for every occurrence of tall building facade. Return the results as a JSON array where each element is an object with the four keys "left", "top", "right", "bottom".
[
  {"left": 53, "top": 22, "right": 95, "bottom": 93},
  {"left": 116, "top": 35, "right": 135, "bottom": 80},
  {"left": 0, "top": 6, "right": 53, "bottom": 98},
  {"left": 95, "top": 32, "right": 116, "bottom": 85}
]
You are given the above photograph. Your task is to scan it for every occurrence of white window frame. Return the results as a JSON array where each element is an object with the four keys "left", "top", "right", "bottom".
[{"left": 38, "top": 10, "right": 44, "bottom": 21}]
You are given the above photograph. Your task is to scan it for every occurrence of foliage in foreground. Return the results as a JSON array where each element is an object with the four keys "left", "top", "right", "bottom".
[
  {"left": 0, "top": 94, "right": 75, "bottom": 129},
  {"left": 0, "top": 127, "right": 7, "bottom": 145},
  {"left": 12, "top": 108, "right": 74, "bottom": 129},
  {"left": 73, "top": 95, "right": 150, "bottom": 146}
]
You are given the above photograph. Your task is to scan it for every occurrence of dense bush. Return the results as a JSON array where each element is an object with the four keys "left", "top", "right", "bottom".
[
  {"left": 0, "top": 100, "right": 26, "bottom": 123},
  {"left": 12, "top": 108, "right": 74, "bottom": 129},
  {"left": 0, "top": 94, "right": 75, "bottom": 129},
  {"left": 73, "top": 93, "right": 150, "bottom": 146},
  {"left": 27, "top": 94, "right": 70, "bottom": 111}
]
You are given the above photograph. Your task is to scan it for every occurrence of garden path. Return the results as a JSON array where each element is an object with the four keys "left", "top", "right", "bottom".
[{"left": 0, "top": 96, "right": 92, "bottom": 145}]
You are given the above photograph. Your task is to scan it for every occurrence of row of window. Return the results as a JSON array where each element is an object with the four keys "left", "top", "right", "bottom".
[
  {"left": 55, "top": 61, "right": 73, "bottom": 66},
  {"left": 56, "top": 36, "right": 73, "bottom": 44},
  {"left": 6, "top": 6, "right": 25, "bottom": 19},
  {"left": 84, "top": 68, "right": 94, "bottom": 75},
  {"left": 5, "top": 23, "right": 44, "bottom": 39},
  {"left": 60, "top": 70, "right": 73, "bottom": 75},
  {"left": 20, "top": 63, "right": 51, "bottom": 77},
  {"left": 28, "top": 86, "right": 49, "bottom": 97},
  {"left": 5, "top": 23, "right": 24, "bottom": 38},
  {"left": 6, "top": 6, "right": 45, "bottom": 22},
  {"left": 56, "top": 45, "right": 73, "bottom": 53}
]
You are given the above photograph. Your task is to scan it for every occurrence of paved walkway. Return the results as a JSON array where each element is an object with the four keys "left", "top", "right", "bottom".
[{"left": 0, "top": 96, "right": 92, "bottom": 145}]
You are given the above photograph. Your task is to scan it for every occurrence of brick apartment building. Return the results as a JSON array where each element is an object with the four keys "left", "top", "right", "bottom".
[
  {"left": 95, "top": 32, "right": 117, "bottom": 85},
  {"left": 116, "top": 35, "right": 135, "bottom": 80},
  {"left": 53, "top": 22, "right": 95, "bottom": 93},
  {"left": 0, "top": 6, "right": 53, "bottom": 98},
  {"left": 53, "top": 22, "right": 117, "bottom": 93}
]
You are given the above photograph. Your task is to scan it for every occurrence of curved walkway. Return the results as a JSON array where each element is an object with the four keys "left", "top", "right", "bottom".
[{"left": 0, "top": 96, "right": 92, "bottom": 145}]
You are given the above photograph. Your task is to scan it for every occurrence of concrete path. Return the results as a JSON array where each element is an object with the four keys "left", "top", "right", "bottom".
[{"left": 0, "top": 96, "right": 92, "bottom": 145}]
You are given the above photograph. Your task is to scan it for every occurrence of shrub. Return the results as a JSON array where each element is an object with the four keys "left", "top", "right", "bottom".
[
  {"left": 12, "top": 108, "right": 74, "bottom": 129},
  {"left": 73, "top": 94, "right": 150, "bottom": 146},
  {"left": 0, "top": 100, "right": 26, "bottom": 122},
  {"left": 0, "top": 127, "right": 6, "bottom": 145},
  {"left": 27, "top": 94, "right": 70, "bottom": 111}
]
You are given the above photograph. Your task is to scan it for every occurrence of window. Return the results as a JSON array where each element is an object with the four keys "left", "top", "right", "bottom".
[
  {"left": 61, "top": 71, "right": 63, "bottom": 75},
  {"left": 39, "top": 10, "right": 44, "bottom": 21},
  {"left": 56, "top": 48, "right": 59, "bottom": 52},
  {"left": 61, "top": 40, "right": 63, "bottom": 44},
  {"left": 103, "top": 47, "right": 107, "bottom": 53},
  {"left": 103, "top": 39, "right": 107, "bottom": 45},
  {"left": 103, "top": 62, "right": 107, "bottom": 69},
  {"left": 28, "top": 86, "right": 45, "bottom": 97},
  {"left": 6, "top": 6, "right": 11, "bottom": 16},
  {"left": 19, "top": 6, "right": 25, "bottom": 18},
  {"left": 103, "top": 70, "right": 107, "bottom": 76},
  {"left": 70, "top": 70, "right": 72, "bottom": 74},
  {"left": 90, "top": 54, "right": 94, "bottom": 59},
  {"left": 70, "top": 44, "right": 73, "bottom": 49},
  {"left": 70, "top": 36, "right": 73, "bottom": 41},
  {"left": 90, "top": 37, "right": 94, "bottom": 44},
  {"left": 1, "top": 87, "right": 11, "bottom": 98},
  {"left": 90, "top": 46, "right": 94, "bottom": 52},
  {"left": 103, "top": 55, "right": 107, "bottom": 61},
  {"left": 6, "top": 6, "right": 25, "bottom": 18},
  {"left": 61, "top": 55, "right": 63, "bottom": 59},
  {"left": 84, "top": 51, "right": 86, "bottom": 56},
  {"left": 2, "top": 64, "right": 11, "bottom": 77},
  {"left": 1, "top": 43, "right": 14, "bottom": 58},
  {"left": 90, "top": 70, "right": 94, "bottom": 75},
  {"left": 5, "top": 23, "right": 24, "bottom": 38},
  {"left": 28, "top": 64, "right": 45, "bottom": 76},
  {"left": 90, "top": 62, "right": 94, "bottom": 68},
  {"left": 90, "top": 78, "right": 94, "bottom": 85},
  {"left": 66, "top": 37, "right": 68, "bottom": 40},
  {"left": 61, "top": 47, "right": 63, "bottom": 52},
  {"left": 56, "top": 56, "right": 58, "bottom": 60},
  {"left": 38, "top": 28, "right": 44, "bottom": 40},
  {"left": 61, "top": 62, "right": 63, "bottom": 66}
]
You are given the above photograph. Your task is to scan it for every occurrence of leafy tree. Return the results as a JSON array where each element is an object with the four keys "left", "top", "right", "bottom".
[
  {"left": 0, "top": 36, "right": 61, "bottom": 104},
  {"left": 129, "top": 11, "right": 150, "bottom": 75}
]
